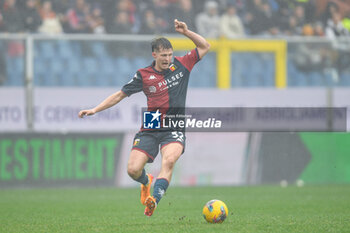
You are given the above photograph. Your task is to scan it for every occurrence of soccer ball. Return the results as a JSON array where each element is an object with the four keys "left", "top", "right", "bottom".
[{"left": 202, "top": 199, "right": 228, "bottom": 223}]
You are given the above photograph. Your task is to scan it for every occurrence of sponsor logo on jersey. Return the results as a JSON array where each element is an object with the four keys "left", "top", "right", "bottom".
[
  {"left": 149, "top": 75, "right": 156, "bottom": 80},
  {"left": 158, "top": 71, "right": 183, "bottom": 88}
]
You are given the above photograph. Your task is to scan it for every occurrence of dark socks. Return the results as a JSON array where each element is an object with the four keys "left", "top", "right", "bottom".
[
  {"left": 135, "top": 169, "right": 148, "bottom": 185},
  {"left": 152, "top": 178, "right": 169, "bottom": 204}
]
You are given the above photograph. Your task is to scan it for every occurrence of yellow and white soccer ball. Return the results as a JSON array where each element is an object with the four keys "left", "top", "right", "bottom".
[{"left": 202, "top": 199, "right": 228, "bottom": 223}]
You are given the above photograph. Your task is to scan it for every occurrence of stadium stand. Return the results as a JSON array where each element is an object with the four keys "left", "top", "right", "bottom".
[{"left": 0, "top": 0, "right": 349, "bottom": 87}]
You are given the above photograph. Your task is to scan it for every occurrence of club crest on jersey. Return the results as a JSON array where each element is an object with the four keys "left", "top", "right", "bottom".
[
  {"left": 149, "top": 75, "right": 156, "bottom": 80},
  {"left": 133, "top": 138, "right": 140, "bottom": 146},
  {"left": 169, "top": 64, "right": 177, "bottom": 71}
]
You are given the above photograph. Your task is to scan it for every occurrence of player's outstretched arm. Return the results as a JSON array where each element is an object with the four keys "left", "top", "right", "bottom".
[
  {"left": 78, "top": 90, "right": 127, "bottom": 118},
  {"left": 174, "top": 19, "right": 210, "bottom": 59}
]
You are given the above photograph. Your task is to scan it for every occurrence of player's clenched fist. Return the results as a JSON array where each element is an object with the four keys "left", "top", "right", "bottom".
[
  {"left": 78, "top": 109, "right": 95, "bottom": 118},
  {"left": 174, "top": 19, "right": 188, "bottom": 34}
]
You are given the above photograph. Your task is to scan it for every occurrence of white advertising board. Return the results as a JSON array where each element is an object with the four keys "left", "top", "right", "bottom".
[
  {"left": 0, "top": 88, "right": 26, "bottom": 131},
  {"left": 2, "top": 88, "right": 348, "bottom": 132}
]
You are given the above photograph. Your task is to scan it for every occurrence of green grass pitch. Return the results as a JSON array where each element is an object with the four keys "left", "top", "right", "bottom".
[{"left": 1, "top": 185, "right": 349, "bottom": 233}]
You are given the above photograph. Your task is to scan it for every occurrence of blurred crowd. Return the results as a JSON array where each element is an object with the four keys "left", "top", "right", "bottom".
[{"left": 0, "top": 0, "right": 349, "bottom": 38}]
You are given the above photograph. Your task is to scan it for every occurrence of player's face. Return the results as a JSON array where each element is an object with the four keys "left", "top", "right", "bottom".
[{"left": 152, "top": 48, "right": 173, "bottom": 72}]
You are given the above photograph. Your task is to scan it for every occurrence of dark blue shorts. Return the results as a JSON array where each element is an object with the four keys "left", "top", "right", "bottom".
[{"left": 132, "top": 130, "right": 186, "bottom": 163}]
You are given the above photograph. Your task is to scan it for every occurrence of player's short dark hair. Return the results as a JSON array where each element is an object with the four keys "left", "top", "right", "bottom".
[{"left": 151, "top": 37, "right": 173, "bottom": 52}]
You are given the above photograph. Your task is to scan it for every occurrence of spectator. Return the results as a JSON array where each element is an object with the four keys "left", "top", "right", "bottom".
[
  {"left": 100, "top": 0, "right": 116, "bottom": 31},
  {"left": 220, "top": 4, "right": 245, "bottom": 38},
  {"left": 280, "top": 4, "right": 307, "bottom": 36},
  {"left": 293, "top": 4, "right": 307, "bottom": 27},
  {"left": 242, "top": 11, "right": 254, "bottom": 35},
  {"left": 114, "top": 0, "right": 137, "bottom": 33},
  {"left": 38, "top": 1, "right": 63, "bottom": 34},
  {"left": 224, "top": 0, "right": 246, "bottom": 15},
  {"left": 320, "top": 2, "right": 339, "bottom": 26},
  {"left": 302, "top": 23, "right": 314, "bottom": 36},
  {"left": 50, "top": 0, "right": 70, "bottom": 15},
  {"left": 48, "top": 0, "right": 71, "bottom": 32},
  {"left": 150, "top": 0, "right": 172, "bottom": 33},
  {"left": 0, "top": 11, "right": 4, "bottom": 32},
  {"left": 303, "top": 0, "right": 317, "bottom": 23},
  {"left": 0, "top": 0, "right": 347, "bottom": 37},
  {"left": 246, "top": 1, "right": 277, "bottom": 35},
  {"left": 21, "top": 0, "right": 41, "bottom": 33},
  {"left": 261, "top": 3, "right": 279, "bottom": 35},
  {"left": 195, "top": 1, "right": 220, "bottom": 38},
  {"left": 266, "top": 0, "right": 279, "bottom": 12},
  {"left": 2, "top": 0, "right": 24, "bottom": 79},
  {"left": 65, "top": 0, "right": 90, "bottom": 33},
  {"left": 244, "top": 0, "right": 264, "bottom": 35},
  {"left": 2, "top": 0, "right": 25, "bottom": 33},
  {"left": 313, "top": 21, "right": 325, "bottom": 36},
  {"left": 246, "top": 0, "right": 263, "bottom": 13},
  {"left": 275, "top": 3, "right": 291, "bottom": 34},
  {"left": 86, "top": 5, "right": 106, "bottom": 34},
  {"left": 139, "top": 9, "right": 159, "bottom": 34},
  {"left": 0, "top": 42, "right": 6, "bottom": 85},
  {"left": 173, "top": 0, "right": 195, "bottom": 31},
  {"left": 285, "top": 16, "right": 302, "bottom": 36},
  {"left": 316, "top": 0, "right": 350, "bottom": 22},
  {"left": 343, "top": 13, "right": 350, "bottom": 32},
  {"left": 109, "top": 11, "right": 133, "bottom": 34},
  {"left": 325, "top": 12, "right": 350, "bottom": 38}
]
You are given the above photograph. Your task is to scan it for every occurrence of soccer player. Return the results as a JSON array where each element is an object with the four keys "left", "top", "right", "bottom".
[{"left": 78, "top": 19, "right": 210, "bottom": 216}]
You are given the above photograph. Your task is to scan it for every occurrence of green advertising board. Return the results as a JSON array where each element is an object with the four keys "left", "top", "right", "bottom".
[
  {"left": 299, "top": 133, "right": 350, "bottom": 184},
  {"left": 247, "top": 132, "right": 350, "bottom": 184},
  {"left": 0, "top": 133, "right": 123, "bottom": 187}
]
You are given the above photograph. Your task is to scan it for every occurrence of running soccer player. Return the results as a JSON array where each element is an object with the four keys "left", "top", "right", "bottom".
[{"left": 78, "top": 19, "right": 210, "bottom": 216}]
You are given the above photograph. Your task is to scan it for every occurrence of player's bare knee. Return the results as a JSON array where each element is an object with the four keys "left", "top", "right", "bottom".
[
  {"left": 163, "top": 156, "right": 177, "bottom": 170},
  {"left": 127, "top": 165, "right": 140, "bottom": 179}
]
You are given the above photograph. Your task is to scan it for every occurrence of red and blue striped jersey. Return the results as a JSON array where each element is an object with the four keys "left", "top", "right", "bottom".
[{"left": 121, "top": 48, "right": 200, "bottom": 125}]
